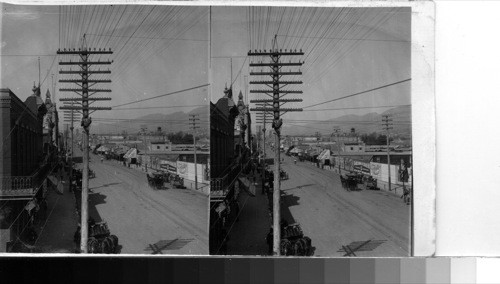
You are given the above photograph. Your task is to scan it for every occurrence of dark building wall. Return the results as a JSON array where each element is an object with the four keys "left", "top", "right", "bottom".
[
  {"left": 0, "top": 89, "right": 43, "bottom": 177},
  {"left": 210, "top": 102, "right": 235, "bottom": 179}
]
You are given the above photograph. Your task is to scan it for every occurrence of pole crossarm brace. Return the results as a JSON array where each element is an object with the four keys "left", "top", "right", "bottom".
[
  {"left": 59, "top": 70, "right": 111, "bottom": 74},
  {"left": 249, "top": 62, "right": 303, "bottom": 67},
  {"left": 248, "top": 50, "right": 304, "bottom": 56},
  {"left": 60, "top": 97, "right": 112, "bottom": 101},
  {"left": 251, "top": 99, "right": 303, "bottom": 103},
  {"left": 250, "top": 90, "right": 303, "bottom": 94},
  {"left": 60, "top": 106, "right": 112, "bottom": 111},
  {"left": 250, "top": 107, "right": 303, "bottom": 112},
  {"left": 57, "top": 49, "right": 113, "bottom": 55},
  {"left": 250, "top": 80, "right": 302, "bottom": 84},
  {"left": 59, "top": 61, "right": 112, "bottom": 65},
  {"left": 59, "top": 88, "right": 111, "bottom": 92},
  {"left": 59, "top": 79, "right": 112, "bottom": 83},
  {"left": 250, "top": 71, "right": 302, "bottom": 76}
]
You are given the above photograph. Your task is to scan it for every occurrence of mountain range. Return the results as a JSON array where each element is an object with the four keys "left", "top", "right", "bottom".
[
  {"left": 94, "top": 105, "right": 411, "bottom": 138},
  {"left": 281, "top": 105, "right": 412, "bottom": 137},
  {"left": 94, "top": 106, "right": 209, "bottom": 136}
]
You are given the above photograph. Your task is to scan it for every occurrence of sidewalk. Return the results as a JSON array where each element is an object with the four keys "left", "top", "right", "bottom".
[
  {"left": 35, "top": 169, "right": 79, "bottom": 253},
  {"left": 226, "top": 172, "right": 271, "bottom": 256}
]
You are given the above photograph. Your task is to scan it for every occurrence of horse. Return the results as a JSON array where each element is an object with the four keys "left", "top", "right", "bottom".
[
  {"left": 108, "top": 235, "right": 119, "bottom": 253},
  {"left": 340, "top": 176, "right": 347, "bottom": 189},
  {"left": 146, "top": 174, "right": 153, "bottom": 187},
  {"left": 301, "top": 236, "right": 312, "bottom": 256}
]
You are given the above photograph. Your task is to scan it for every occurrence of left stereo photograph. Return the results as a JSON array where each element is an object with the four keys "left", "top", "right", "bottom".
[{"left": 0, "top": 4, "right": 210, "bottom": 255}]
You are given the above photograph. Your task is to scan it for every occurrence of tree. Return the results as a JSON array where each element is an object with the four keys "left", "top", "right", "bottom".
[{"left": 360, "top": 132, "right": 393, "bottom": 145}]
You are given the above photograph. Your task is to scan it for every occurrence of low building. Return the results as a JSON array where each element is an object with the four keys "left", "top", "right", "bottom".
[
  {"left": 343, "top": 142, "right": 365, "bottom": 153},
  {"left": 149, "top": 141, "right": 172, "bottom": 152}
]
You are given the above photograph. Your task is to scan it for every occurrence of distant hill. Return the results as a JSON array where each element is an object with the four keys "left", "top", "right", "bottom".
[
  {"left": 281, "top": 105, "right": 412, "bottom": 136},
  {"left": 94, "top": 106, "right": 209, "bottom": 135},
  {"left": 96, "top": 105, "right": 411, "bottom": 138}
]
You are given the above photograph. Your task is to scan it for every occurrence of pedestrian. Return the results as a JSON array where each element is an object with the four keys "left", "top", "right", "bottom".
[
  {"left": 73, "top": 225, "right": 81, "bottom": 252},
  {"left": 266, "top": 227, "right": 273, "bottom": 255}
]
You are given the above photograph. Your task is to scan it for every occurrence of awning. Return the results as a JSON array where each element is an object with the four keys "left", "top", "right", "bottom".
[
  {"left": 97, "top": 146, "right": 109, "bottom": 152},
  {"left": 317, "top": 149, "right": 331, "bottom": 160},
  {"left": 123, "top": 148, "right": 138, "bottom": 159},
  {"left": 290, "top": 148, "right": 303, "bottom": 154}
]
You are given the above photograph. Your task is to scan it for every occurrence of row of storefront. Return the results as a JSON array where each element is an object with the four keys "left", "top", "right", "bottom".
[
  {"left": 0, "top": 87, "right": 60, "bottom": 252},
  {"left": 286, "top": 144, "right": 412, "bottom": 190},
  {"left": 93, "top": 142, "right": 211, "bottom": 194},
  {"left": 209, "top": 86, "right": 253, "bottom": 254}
]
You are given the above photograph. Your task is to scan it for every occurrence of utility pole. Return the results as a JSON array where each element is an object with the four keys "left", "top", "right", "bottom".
[
  {"left": 410, "top": 154, "right": 414, "bottom": 256},
  {"left": 189, "top": 114, "right": 200, "bottom": 191},
  {"left": 52, "top": 74, "right": 60, "bottom": 152},
  {"left": 255, "top": 103, "right": 273, "bottom": 195},
  {"left": 58, "top": 40, "right": 112, "bottom": 253},
  {"left": 62, "top": 102, "right": 81, "bottom": 193},
  {"left": 333, "top": 127, "right": 342, "bottom": 174},
  {"left": 249, "top": 36, "right": 304, "bottom": 255},
  {"left": 64, "top": 124, "right": 69, "bottom": 154},
  {"left": 382, "top": 115, "right": 393, "bottom": 192}
]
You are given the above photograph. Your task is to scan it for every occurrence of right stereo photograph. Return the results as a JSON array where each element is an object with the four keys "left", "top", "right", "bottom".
[{"left": 209, "top": 5, "right": 412, "bottom": 257}]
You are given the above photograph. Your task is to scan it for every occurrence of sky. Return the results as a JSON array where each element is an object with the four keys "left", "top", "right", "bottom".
[
  {"left": 209, "top": 6, "right": 411, "bottom": 135},
  {"left": 1, "top": 4, "right": 209, "bottom": 133},
  {"left": 1, "top": 4, "right": 410, "bottom": 136}
]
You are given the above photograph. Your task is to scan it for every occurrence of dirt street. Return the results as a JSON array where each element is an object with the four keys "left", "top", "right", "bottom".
[{"left": 81, "top": 154, "right": 208, "bottom": 255}]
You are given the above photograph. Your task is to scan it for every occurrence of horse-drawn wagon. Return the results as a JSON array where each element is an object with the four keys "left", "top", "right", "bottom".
[
  {"left": 74, "top": 220, "right": 119, "bottom": 254},
  {"left": 87, "top": 222, "right": 119, "bottom": 254},
  {"left": 147, "top": 171, "right": 166, "bottom": 190},
  {"left": 279, "top": 169, "right": 289, "bottom": 180},
  {"left": 279, "top": 223, "right": 312, "bottom": 256}
]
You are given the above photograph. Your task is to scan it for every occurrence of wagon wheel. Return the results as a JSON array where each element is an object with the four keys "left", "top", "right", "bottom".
[
  {"left": 101, "top": 237, "right": 113, "bottom": 254},
  {"left": 87, "top": 237, "right": 99, "bottom": 254},
  {"left": 293, "top": 239, "right": 305, "bottom": 256},
  {"left": 280, "top": 239, "right": 292, "bottom": 256},
  {"left": 108, "top": 235, "right": 119, "bottom": 253},
  {"left": 301, "top": 237, "right": 311, "bottom": 256}
]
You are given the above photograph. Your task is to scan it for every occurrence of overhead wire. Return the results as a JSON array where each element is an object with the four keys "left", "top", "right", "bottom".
[
  {"left": 302, "top": 78, "right": 411, "bottom": 109},
  {"left": 111, "top": 83, "right": 210, "bottom": 108}
]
